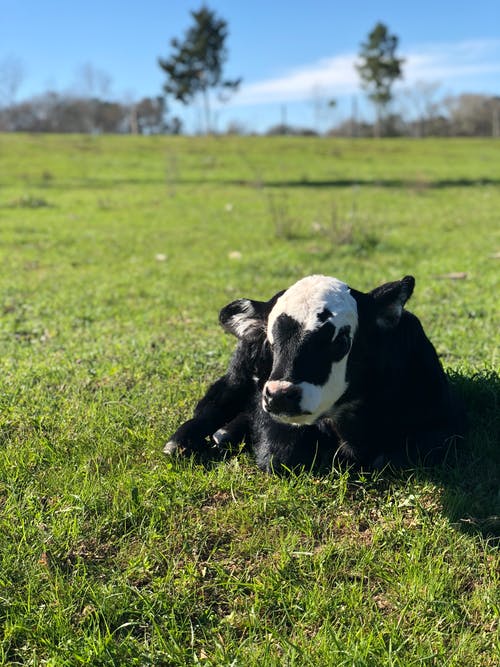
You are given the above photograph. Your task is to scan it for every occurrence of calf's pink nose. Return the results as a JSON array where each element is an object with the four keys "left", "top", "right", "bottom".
[{"left": 265, "top": 380, "right": 293, "bottom": 395}]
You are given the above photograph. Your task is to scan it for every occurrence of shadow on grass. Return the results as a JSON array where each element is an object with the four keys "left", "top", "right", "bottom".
[
  {"left": 186, "top": 369, "right": 499, "bottom": 541},
  {"left": 161, "top": 177, "right": 500, "bottom": 189},
  {"left": 22, "top": 177, "right": 500, "bottom": 191},
  {"left": 353, "top": 369, "right": 499, "bottom": 543},
  {"left": 253, "top": 177, "right": 500, "bottom": 189},
  {"left": 423, "top": 369, "right": 500, "bottom": 542}
]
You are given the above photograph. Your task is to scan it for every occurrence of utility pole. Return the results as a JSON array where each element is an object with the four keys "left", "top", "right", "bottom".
[
  {"left": 280, "top": 104, "right": 287, "bottom": 132},
  {"left": 350, "top": 96, "right": 358, "bottom": 137},
  {"left": 492, "top": 97, "right": 500, "bottom": 137},
  {"left": 130, "top": 105, "right": 138, "bottom": 134}
]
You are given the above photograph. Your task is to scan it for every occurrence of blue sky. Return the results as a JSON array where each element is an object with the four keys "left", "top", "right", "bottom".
[{"left": 1, "top": 0, "right": 500, "bottom": 132}]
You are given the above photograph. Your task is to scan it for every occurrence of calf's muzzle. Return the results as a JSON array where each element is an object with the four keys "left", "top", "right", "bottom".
[{"left": 263, "top": 380, "right": 306, "bottom": 417}]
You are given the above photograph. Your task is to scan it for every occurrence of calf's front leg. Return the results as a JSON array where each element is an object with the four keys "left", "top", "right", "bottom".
[{"left": 164, "top": 373, "right": 253, "bottom": 456}]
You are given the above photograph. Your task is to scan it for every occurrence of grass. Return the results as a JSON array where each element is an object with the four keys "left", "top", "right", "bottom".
[{"left": 0, "top": 133, "right": 498, "bottom": 665}]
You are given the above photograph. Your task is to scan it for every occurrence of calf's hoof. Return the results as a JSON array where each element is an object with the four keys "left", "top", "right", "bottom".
[
  {"left": 163, "top": 440, "right": 180, "bottom": 455},
  {"left": 212, "top": 427, "right": 231, "bottom": 449}
]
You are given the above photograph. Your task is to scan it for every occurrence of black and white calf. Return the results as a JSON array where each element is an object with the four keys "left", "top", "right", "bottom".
[{"left": 165, "top": 275, "right": 464, "bottom": 472}]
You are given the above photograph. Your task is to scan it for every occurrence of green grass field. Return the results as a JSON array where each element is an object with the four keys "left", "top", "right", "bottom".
[{"left": 0, "top": 134, "right": 498, "bottom": 666}]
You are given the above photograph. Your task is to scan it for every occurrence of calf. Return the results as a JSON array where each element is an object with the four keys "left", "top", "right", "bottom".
[{"left": 165, "top": 275, "right": 464, "bottom": 472}]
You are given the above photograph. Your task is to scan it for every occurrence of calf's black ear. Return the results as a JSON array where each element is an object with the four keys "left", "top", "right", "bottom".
[
  {"left": 219, "top": 289, "right": 285, "bottom": 340},
  {"left": 219, "top": 299, "right": 267, "bottom": 339},
  {"left": 371, "top": 275, "right": 415, "bottom": 329}
]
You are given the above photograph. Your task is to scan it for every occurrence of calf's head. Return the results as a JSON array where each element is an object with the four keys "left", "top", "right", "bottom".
[{"left": 220, "top": 274, "right": 414, "bottom": 426}]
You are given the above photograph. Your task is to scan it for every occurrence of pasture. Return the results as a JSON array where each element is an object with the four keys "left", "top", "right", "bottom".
[{"left": 0, "top": 134, "right": 498, "bottom": 665}]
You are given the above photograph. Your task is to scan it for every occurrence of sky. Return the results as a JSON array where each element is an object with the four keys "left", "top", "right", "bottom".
[{"left": 1, "top": 0, "right": 500, "bottom": 132}]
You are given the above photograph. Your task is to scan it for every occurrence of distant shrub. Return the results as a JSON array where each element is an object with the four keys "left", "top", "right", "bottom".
[
  {"left": 267, "top": 192, "right": 301, "bottom": 240},
  {"left": 9, "top": 194, "right": 52, "bottom": 208}
]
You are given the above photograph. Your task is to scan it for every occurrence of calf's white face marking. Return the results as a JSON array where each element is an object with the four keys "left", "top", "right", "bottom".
[{"left": 264, "top": 275, "right": 358, "bottom": 425}]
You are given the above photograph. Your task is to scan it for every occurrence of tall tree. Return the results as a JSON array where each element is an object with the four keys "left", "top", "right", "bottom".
[
  {"left": 158, "top": 5, "right": 241, "bottom": 133},
  {"left": 356, "top": 23, "right": 404, "bottom": 136}
]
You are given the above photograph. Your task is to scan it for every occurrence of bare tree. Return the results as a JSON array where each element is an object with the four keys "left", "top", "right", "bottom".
[
  {"left": 75, "top": 62, "right": 112, "bottom": 99},
  {"left": 310, "top": 85, "right": 338, "bottom": 134},
  {"left": 445, "top": 94, "right": 499, "bottom": 136},
  {"left": 401, "top": 81, "right": 442, "bottom": 137},
  {"left": 492, "top": 97, "right": 500, "bottom": 138},
  {"left": 0, "top": 56, "right": 24, "bottom": 106},
  {"left": 135, "top": 97, "right": 167, "bottom": 134},
  {"left": 70, "top": 63, "right": 113, "bottom": 132}
]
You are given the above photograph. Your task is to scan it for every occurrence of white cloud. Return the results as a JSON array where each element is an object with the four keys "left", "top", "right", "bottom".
[
  {"left": 231, "top": 39, "right": 500, "bottom": 107},
  {"left": 404, "top": 39, "right": 500, "bottom": 83},
  {"left": 232, "top": 54, "right": 358, "bottom": 106}
]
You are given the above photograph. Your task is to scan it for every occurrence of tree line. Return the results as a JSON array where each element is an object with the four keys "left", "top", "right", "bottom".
[
  {"left": 1, "top": 86, "right": 498, "bottom": 138},
  {"left": 284, "top": 91, "right": 500, "bottom": 138},
  {"left": 1, "top": 7, "right": 499, "bottom": 137},
  {"left": 0, "top": 92, "right": 181, "bottom": 135}
]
